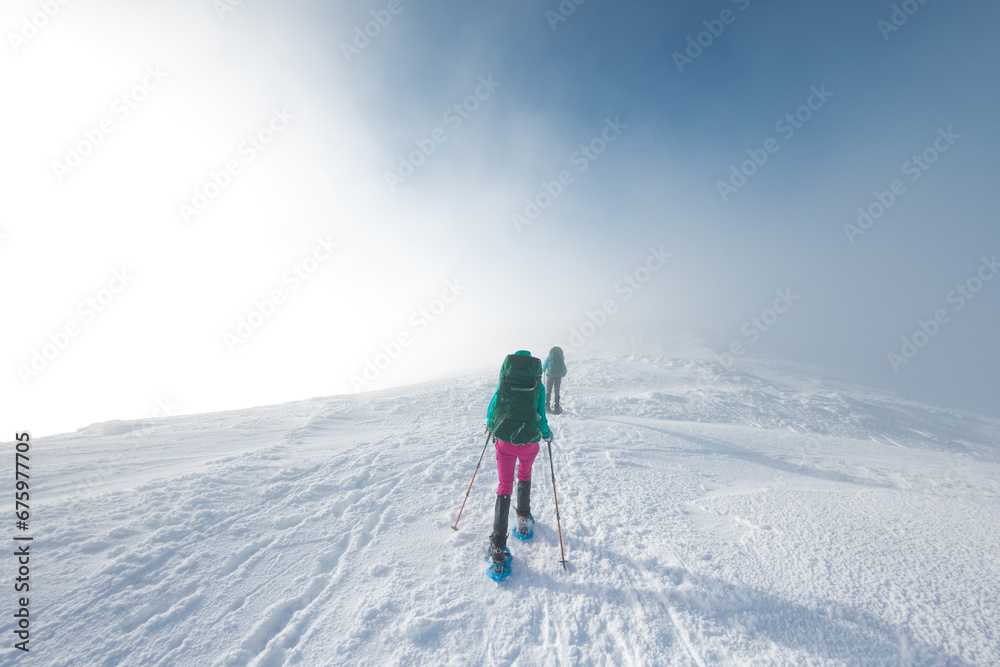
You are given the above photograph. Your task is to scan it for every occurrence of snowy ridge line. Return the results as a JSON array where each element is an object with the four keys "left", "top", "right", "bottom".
[
  {"left": 566, "top": 351, "right": 1000, "bottom": 458},
  {"left": 587, "top": 415, "right": 899, "bottom": 491},
  {"left": 10, "top": 347, "right": 1000, "bottom": 664}
]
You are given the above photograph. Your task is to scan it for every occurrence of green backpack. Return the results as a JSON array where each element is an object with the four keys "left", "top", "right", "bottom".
[
  {"left": 546, "top": 347, "right": 567, "bottom": 378},
  {"left": 488, "top": 353, "right": 543, "bottom": 444}
]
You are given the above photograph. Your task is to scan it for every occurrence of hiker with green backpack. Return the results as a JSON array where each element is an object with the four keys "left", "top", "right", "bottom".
[
  {"left": 484, "top": 350, "right": 552, "bottom": 577},
  {"left": 543, "top": 346, "right": 568, "bottom": 414}
]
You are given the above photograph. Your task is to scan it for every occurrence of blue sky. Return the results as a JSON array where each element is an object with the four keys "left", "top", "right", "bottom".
[
  {"left": 2, "top": 0, "right": 998, "bottom": 435},
  {"left": 308, "top": 0, "right": 1000, "bottom": 408}
]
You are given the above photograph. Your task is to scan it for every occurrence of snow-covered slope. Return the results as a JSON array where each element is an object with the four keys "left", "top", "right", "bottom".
[{"left": 11, "top": 342, "right": 1000, "bottom": 665}]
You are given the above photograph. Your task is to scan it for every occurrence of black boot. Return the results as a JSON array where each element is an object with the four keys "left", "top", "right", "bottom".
[
  {"left": 515, "top": 480, "right": 532, "bottom": 536},
  {"left": 489, "top": 532, "right": 508, "bottom": 565},
  {"left": 516, "top": 480, "right": 531, "bottom": 518},
  {"left": 490, "top": 494, "right": 511, "bottom": 564}
]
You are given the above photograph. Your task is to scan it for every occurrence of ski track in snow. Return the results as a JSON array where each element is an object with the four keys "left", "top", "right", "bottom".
[{"left": 6, "top": 343, "right": 1000, "bottom": 665}]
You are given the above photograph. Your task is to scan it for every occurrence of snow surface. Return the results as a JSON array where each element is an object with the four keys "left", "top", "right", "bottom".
[{"left": 8, "top": 340, "right": 1000, "bottom": 665}]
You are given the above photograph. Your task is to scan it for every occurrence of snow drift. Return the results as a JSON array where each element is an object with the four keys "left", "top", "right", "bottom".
[{"left": 9, "top": 340, "right": 1000, "bottom": 665}]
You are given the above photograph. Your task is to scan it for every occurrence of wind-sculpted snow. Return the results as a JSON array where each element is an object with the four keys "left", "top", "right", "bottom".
[
  {"left": 576, "top": 354, "right": 1000, "bottom": 460},
  {"left": 7, "top": 345, "right": 999, "bottom": 665}
]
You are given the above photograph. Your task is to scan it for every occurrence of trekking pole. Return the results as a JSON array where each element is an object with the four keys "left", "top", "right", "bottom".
[
  {"left": 452, "top": 429, "right": 493, "bottom": 531},
  {"left": 547, "top": 439, "right": 569, "bottom": 569}
]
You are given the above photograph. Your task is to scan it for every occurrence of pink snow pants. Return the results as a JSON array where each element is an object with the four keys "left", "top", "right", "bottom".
[{"left": 495, "top": 440, "right": 539, "bottom": 496}]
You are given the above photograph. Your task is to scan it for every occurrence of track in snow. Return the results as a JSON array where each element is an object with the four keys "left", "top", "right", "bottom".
[{"left": 8, "top": 347, "right": 1000, "bottom": 665}]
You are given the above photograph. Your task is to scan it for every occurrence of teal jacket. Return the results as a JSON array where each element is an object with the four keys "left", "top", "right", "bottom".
[{"left": 486, "top": 350, "right": 552, "bottom": 441}]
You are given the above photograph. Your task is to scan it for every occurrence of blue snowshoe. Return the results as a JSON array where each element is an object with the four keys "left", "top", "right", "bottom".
[
  {"left": 512, "top": 513, "right": 534, "bottom": 541},
  {"left": 486, "top": 548, "right": 512, "bottom": 581}
]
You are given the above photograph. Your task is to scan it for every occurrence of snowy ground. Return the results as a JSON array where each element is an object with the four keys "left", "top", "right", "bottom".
[{"left": 7, "top": 340, "right": 1000, "bottom": 665}]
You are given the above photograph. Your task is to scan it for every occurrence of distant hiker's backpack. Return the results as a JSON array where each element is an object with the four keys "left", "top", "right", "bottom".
[
  {"left": 546, "top": 347, "right": 567, "bottom": 378},
  {"left": 488, "top": 354, "right": 543, "bottom": 445}
]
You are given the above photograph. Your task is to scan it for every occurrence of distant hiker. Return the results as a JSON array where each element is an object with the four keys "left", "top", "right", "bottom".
[
  {"left": 543, "top": 346, "right": 567, "bottom": 414},
  {"left": 485, "top": 350, "right": 552, "bottom": 577}
]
